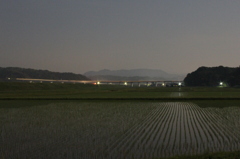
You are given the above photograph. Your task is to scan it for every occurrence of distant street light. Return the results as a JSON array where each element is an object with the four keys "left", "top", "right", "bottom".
[{"left": 220, "top": 82, "right": 223, "bottom": 86}]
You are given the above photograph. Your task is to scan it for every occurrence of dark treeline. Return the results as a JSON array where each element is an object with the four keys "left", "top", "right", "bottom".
[
  {"left": 0, "top": 67, "right": 90, "bottom": 80},
  {"left": 184, "top": 66, "right": 240, "bottom": 87}
]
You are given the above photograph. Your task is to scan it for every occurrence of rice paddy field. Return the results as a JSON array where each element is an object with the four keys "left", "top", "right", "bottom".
[{"left": 1, "top": 100, "right": 240, "bottom": 159}]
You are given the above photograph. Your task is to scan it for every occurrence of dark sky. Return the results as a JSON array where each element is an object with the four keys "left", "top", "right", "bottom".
[{"left": 1, "top": 0, "right": 240, "bottom": 74}]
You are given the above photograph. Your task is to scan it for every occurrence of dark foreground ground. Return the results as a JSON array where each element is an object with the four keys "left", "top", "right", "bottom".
[{"left": 163, "top": 151, "right": 240, "bottom": 159}]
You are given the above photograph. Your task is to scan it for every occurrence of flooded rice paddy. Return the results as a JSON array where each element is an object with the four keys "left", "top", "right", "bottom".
[{"left": 1, "top": 101, "right": 240, "bottom": 159}]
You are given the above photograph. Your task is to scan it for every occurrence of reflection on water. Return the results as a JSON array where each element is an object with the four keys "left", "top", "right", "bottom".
[
  {"left": 110, "top": 102, "right": 240, "bottom": 158},
  {"left": 1, "top": 101, "right": 240, "bottom": 158}
]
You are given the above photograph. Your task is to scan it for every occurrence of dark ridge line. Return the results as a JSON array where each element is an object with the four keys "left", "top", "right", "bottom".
[{"left": 1, "top": 97, "right": 240, "bottom": 100}]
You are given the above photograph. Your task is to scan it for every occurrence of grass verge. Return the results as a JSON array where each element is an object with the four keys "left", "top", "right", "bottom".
[{"left": 1, "top": 82, "right": 240, "bottom": 99}]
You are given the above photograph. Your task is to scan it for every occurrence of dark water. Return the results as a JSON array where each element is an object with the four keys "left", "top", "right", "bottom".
[{"left": 1, "top": 101, "right": 240, "bottom": 159}]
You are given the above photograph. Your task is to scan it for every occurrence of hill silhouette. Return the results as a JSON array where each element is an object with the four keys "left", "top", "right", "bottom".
[
  {"left": 184, "top": 66, "right": 240, "bottom": 87},
  {"left": 84, "top": 69, "right": 185, "bottom": 81},
  {"left": 0, "top": 67, "right": 89, "bottom": 81}
]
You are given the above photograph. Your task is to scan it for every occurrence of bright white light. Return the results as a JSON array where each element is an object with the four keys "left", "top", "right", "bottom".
[
  {"left": 220, "top": 82, "right": 223, "bottom": 86},
  {"left": 178, "top": 82, "right": 182, "bottom": 86},
  {"left": 97, "top": 81, "right": 100, "bottom": 85},
  {"left": 162, "top": 83, "right": 165, "bottom": 86},
  {"left": 124, "top": 82, "right": 127, "bottom": 85}
]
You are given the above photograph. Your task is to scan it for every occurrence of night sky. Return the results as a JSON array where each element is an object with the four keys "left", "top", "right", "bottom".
[{"left": 1, "top": 0, "right": 240, "bottom": 74}]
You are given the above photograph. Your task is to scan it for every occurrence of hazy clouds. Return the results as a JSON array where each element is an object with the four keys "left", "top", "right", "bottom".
[{"left": 1, "top": 0, "right": 240, "bottom": 74}]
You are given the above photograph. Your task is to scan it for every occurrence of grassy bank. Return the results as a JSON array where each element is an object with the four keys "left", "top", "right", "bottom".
[{"left": 1, "top": 82, "right": 240, "bottom": 99}]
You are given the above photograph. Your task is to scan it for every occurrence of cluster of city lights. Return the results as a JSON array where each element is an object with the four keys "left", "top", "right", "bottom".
[{"left": 94, "top": 81, "right": 183, "bottom": 87}]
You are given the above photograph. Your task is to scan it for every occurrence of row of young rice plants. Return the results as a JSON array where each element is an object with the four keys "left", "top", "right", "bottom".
[
  {"left": 187, "top": 103, "right": 220, "bottom": 152},
  {"left": 202, "top": 106, "right": 240, "bottom": 151},
  {"left": 212, "top": 107, "right": 240, "bottom": 136},
  {"left": 197, "top": 106, "right": 235, "bottom": 151},
  {"left": 109, "top": 103, "right": 181, "bottom": 158},
  {"left": 172, "top": 103, "right": 240, "bottom": 156},
  {"left": 1, "top": 101, "right": 240, "bottom": 159},
  {"left": 0, "top": 101, "right": 157, "bottom": 159},
  {"left": 107, "top": 102, "right": 165, "bottom": 156},
  {"left": 108, "top": 102, "right": 240, "bottom": 159}
]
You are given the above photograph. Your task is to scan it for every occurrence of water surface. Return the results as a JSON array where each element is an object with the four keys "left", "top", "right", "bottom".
[{"left": 1, "top": 100, "right": 240, "bottom": 158}]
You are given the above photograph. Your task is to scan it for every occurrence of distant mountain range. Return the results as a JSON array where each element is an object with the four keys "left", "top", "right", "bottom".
[
  {"left": 0, "top": 67, "right": 89, "bottom": 81},
  {"left": 0, "top": 67, "right": 186, "bottom": 82},
  {"left": 84, "top": 69, "right": 186, "bottom": 81}
]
